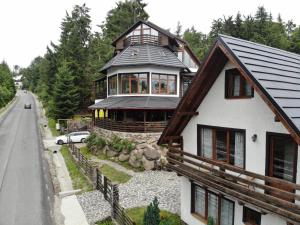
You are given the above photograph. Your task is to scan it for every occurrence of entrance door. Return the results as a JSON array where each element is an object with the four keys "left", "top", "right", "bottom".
[{"left": 266, "top": 133, "right": 298, "bottom": 201}]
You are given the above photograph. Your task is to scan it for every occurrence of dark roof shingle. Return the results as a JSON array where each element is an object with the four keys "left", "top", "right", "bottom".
[
  {"left": 101, "top": 45, "right": 188, "bottom": 72},
  {"left": 89, "top": 96, "right": 180, "bottom": 110}
]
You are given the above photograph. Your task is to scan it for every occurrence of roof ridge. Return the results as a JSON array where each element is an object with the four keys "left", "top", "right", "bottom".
[{"left": 219, "top": 34, "right": 300, "bottom": 59}]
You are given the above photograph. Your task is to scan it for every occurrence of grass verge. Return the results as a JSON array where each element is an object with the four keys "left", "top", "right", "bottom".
[
  {"left": 95, "top": 218, "right": 114, "bottom": 225},
  {"left": 48, "top": 118, "right": 60, "bottom": 136},
  {"left": 99, "top": 164, "right": 131, "bottom": 184},
  {"left": 126, "top": 207, "right": 181, "bottom": 225},
  {"left": 60, "top": 146, "right": 93, "bottom": 192}
]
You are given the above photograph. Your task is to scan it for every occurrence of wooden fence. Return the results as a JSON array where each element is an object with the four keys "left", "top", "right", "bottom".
[
  {"left": 95, "top": 118, "right": 167, "bottom": 133},
  {"left": 69, "top": 143, "right": 95, "bottom": 183},
  {"left": 69, "top": 143, "right": 135, "bottom": 225},
  {"left": 96, "top": 169, "right": 136, "bottom": 225}
]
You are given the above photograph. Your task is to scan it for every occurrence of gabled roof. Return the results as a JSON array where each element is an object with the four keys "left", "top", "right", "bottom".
[
  {"left": 112, "top": 20, "right": 178, "bottom": 46},
  {"left": 89, "top": 96, "right": 180, "bottom": 110},
  {"left": 158, "top": 35, "right": 300, "bottom": 145},
  {"left": 111, "top": 20, "right": 201, "bottom": 67},
  {"left": 100, "top": 45, "right": 189, "bottom": 73}
]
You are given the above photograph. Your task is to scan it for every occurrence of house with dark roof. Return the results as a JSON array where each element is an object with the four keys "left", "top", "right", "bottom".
[
  {"left": 89, "top": 20, "right": 200, "bottom": 133},
  {"left": 158, "top": 35, "right": 300, "bottom": 225}
]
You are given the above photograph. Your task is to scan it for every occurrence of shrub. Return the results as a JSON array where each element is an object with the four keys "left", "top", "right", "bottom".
[
  {"left": 86, "top": 133, "right": 106, "bottom": 152},
  {"left": 144, "top": 197, "right": 160, "bottom": 225},
  {"left": 207, "top": 216, "right": 215, "bottom": 225},
  {"left": 159, "top": 211, "right": 181, "bottom": 225},
  {"left": 108, "top": 135, "right": 134, "bottom": 153}
]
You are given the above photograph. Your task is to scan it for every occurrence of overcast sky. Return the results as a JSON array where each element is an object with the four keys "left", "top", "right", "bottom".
[{"left": 1, "top": 0, "right": 300, "bottom": 69}]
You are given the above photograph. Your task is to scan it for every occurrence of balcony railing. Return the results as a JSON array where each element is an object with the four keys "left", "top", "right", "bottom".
[
  {"left": 95, "top": 118, "right": 167, "bottom": 133},
  {"left": 95, "top": 92, "right": 107, "bottom": 99},
  {"left": 167, "top": 147, "right": 300, "bottom": 224},
  {"left": 124, "top": 35, "right": 160, "bottom": 47}
]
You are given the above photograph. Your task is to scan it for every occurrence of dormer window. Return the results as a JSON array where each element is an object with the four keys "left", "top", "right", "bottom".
[{"left": 225, "top": 69, "right": 253, "bottom": 99}]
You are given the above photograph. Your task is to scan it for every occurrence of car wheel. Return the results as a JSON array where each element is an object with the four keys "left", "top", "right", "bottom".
[
  {"left": 81, "top": 138, "right": 86, "bottom": 143},
  {"left": 57, "top": 140, "right": 64, "bottom": 145}
]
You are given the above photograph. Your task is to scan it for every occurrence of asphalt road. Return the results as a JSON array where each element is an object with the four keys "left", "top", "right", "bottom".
[{"left": 0, "top": 92, "right": 53, "bottom": 225}]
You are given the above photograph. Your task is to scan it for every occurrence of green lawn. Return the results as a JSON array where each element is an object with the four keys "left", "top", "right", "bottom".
[
  {"left": 95, "top": 218, "right": 114, "bottom": 225},
  {"left": 80, "top": 147, "right": 92, "bottom": 159},
  {"left": 80, "top": 147, "right": 109, "bottom": 160},
  {"left": 126, "top": 207, "right": 181, "bottom": 225},
  {"left": 48, "top": 118, "right": 60, "bottom": 136},
  {"left": 60, "top": 146, "right": 93, "bottom": 192},
  {"left": 99, "top": 164, "right": 131, "bottom": 184}
]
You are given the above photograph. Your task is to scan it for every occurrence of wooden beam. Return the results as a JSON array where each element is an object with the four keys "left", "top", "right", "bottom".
[
  {"left": 169, "top": 147, "right": 300, "bottom": 191},
  {"left": 177, "top": 111, "right": 199, "bottom": 116},
  {"left": 167, "top": 152, "right": 300, "bottom": 201},
  {"left": 167, "top": 162, "right": 300, "bottom": 223}
]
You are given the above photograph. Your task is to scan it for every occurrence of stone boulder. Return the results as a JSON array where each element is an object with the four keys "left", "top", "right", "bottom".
[
  {"left": 107, "top": 149, "right": 118, "bottom": 157},
  {"left": 102, "top": 145, "right": 109, "bottom": 155},
  {"left": 118, "top": 153, "right": 130, "bottom": 162},
  {"left": 142, "top": 156, "right": 155, "bottom": 171},
  {"left": 144, "top": 148, "right": 160, "bottom": 161},
  {"left": 136, "top": 143, "right": 154, "bottom": 150},
  {"left": 129, "top": 154, "right": 142, "bottom": 168}
]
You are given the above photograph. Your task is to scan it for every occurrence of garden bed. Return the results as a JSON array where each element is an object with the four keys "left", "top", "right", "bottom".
[{"left": 126, "top": 207, "right": 181, "bottom": 225}]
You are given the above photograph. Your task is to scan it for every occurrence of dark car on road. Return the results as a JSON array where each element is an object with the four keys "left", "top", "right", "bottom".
[{"left": 24, "top": 104, "right": 31, "bottom": 109}]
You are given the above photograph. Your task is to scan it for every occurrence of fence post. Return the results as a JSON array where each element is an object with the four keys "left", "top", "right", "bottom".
[
  {"left": 96, "top": 169, "right": 99, "bottom": 190},
  {"left": 104, "top": 176, "right": 108, "bottom": 200},
  {"left": 111, "top": 184, "right": 119, "bottom": 219}
]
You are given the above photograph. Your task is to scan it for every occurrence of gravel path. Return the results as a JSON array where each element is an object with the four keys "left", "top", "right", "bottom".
[
  {"left": 78, "top": 160, "right": 180, "bottom": 224},
  {"left": 119, "top": 171, "right": 180, "bottom": 214},
  {"left": 77, "top": 191, "right": 111, "bottom": 224}
]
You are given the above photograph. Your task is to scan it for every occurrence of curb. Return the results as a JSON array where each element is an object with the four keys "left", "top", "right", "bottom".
[{"left": 59, "top": 190, "right": 82, "bottom": 198}]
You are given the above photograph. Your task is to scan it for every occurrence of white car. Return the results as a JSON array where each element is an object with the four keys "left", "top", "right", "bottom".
[{"left": 55, "top": 131, "right": 90, "bottom": 145}]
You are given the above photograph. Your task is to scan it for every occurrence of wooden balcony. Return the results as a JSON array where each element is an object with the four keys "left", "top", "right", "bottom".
[
  {"left": 166, "top": 147, "right": 300, "bottom": 224},
  {"left": 124, "top": 35, "right": 160, "bottom": 47},
  {"left": 95, "top": 118, "right": 167, "bottom": 133}
]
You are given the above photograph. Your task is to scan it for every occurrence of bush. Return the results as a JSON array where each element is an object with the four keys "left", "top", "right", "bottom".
[
  {"left": 86, "top": 133, "right": 106, "bottom": 152},
  {"left": 144, "top": 197, "right": 160, "bottom": 225},
  {"left": 159, "top": 211, "right": 181, "bottom": 225},
  {"left": 207, "top": 216, "right": 215, "bottom": 225},
  {"left": 108, "top": 135, "right": 134, "bottom": 153}
]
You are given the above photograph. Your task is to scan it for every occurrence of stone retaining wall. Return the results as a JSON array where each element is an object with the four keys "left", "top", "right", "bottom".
[{"left": 92, "top": 127, "right": 168, "bottom": 170}]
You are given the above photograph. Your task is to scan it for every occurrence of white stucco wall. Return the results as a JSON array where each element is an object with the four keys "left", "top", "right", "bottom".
[
  {"left": 106, "top": 65, "right": 180, "bottom": 97},
  {"left": 180, "top": 61, "right": 299, "bottom": 225}
]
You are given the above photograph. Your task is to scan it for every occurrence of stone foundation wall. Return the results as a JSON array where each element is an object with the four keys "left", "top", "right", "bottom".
[{"left": 92, "top": 127, "right": 168, "bottom": 170}]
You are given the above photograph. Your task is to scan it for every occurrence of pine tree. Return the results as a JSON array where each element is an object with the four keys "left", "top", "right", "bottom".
[
  {"left": 58, "top": 4, "right": 92, "bottom": 108},
  {"left": 143, "top": 197, "right": 160, "bottom": 225},
  {"left": 52, "top": 61, "right": 79, "bottom": 119},
  {"left": 0, "top": 61, "right": 16, "bottom": 108},
  {"left": 175, "top": 21, "right": 182, "bottom": 38}
]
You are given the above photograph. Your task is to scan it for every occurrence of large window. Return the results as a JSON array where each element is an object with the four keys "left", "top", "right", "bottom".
[
  {"left": 119, "top": 73, "right": 149, "bottom": 94},
  {"left": 192, "top": 184, "right": 234, "bottom": 225},
  {"left": 225, "top": 69, "right": 253, "bottom": 98},
  {"left": 197, "top": 125, "right": 245, "bottom": 168},
  {"left": 108, "top": 75, "right": 117, "bottom": 95},
  {"left": 151, "top": 73, "right": 177, "bottom": 95}
]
